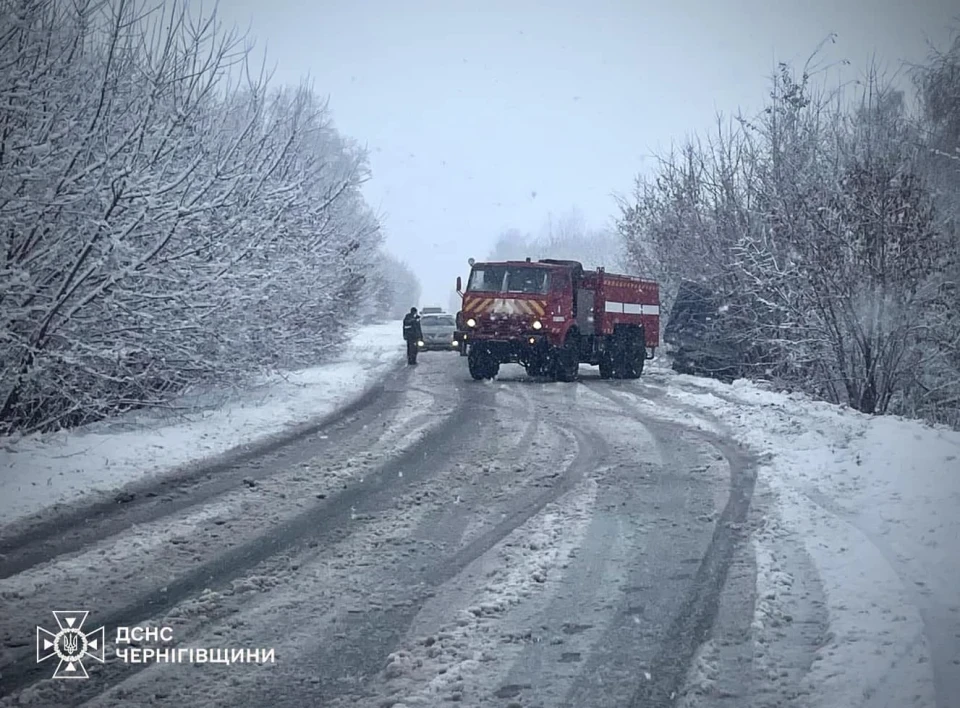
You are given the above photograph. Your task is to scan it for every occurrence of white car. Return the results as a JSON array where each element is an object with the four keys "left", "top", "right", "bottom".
[{"left": 418, "top": 313, "right": 459, "bottom": 351}]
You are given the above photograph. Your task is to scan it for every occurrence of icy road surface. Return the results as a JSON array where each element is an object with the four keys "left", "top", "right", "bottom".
[{"left": 0, "top": 354, "right": 953, "bottom": 707}]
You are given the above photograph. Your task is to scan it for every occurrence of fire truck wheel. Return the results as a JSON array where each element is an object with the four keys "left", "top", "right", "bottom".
[
  {"left": 622, "top": 337, "right": 644, "bottom": 379},
  {"left": 555, "top": 336, "right": 580, "bottom": 382},
  {"left": 468, "top": 348, "right": 498, "bottom": 380},
  {"left": 598, "top": 351, "right": 613, "bottom": 379},
  {"left": 631, "top": 330, "right": 647, "bottom": 378},
  {"left": 524, "top": 360, "right": 547, "bottom": 377},
  {"left": 603, "top": 336, "right": 623, "bottom": 379}
]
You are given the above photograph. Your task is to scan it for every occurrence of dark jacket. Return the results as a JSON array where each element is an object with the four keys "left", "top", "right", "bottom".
[{"left": 402, "top": 313, "right": 423, "bottom": 341}]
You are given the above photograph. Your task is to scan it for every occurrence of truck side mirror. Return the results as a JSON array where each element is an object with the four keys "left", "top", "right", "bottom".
[{"left": 456, "top": 276, "right": 462, "bottom": 293}]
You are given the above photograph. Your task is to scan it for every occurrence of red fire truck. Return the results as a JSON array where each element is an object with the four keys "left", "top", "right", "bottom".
[{"left": 455, "top": 258, "right": 660, "bottom": 381}]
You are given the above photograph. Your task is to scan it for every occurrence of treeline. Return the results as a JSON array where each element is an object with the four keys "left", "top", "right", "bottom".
[
  {"left": 0, "top": 0, "right": 418, "bottom": 435},
  {"left": 372, "top": 253, "right": 421, "bottom": 320},
  {"left": 488, "top": 208, "right": 624, "bottom": 270},
  {"left": 616, "top": 34, "right": 960, "bottom": 427}
]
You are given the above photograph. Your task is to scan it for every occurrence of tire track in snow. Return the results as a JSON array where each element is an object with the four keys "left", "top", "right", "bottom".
[
  {"left": 396, "top": 371, "right": 562, "bottom": 560},
  {"left": 312, "top": 422, "right": 609, "bottom": 708},
  {"left": 0, "top": 368, "right": 412, "bottom": 579},
  {"left": 577, "top": 381, "right": 758, "bottom": 708},
  {"left": 280, "top": 422, "right": 606, "bottom": 707},
  {"left": 798, "top": 487, "right": 941, "bottom": 708},
  {"left": 64, "top": 484, "right": 450, "bottom": 708},
  {"left": 437, "top": 379, "right": 562, "bottom": 550},
  {"left": 211, "top": 400, "right": 606, "bottom": 708},
  {"left": 663, "top": 373, "right": 944, "bottom": 706},
  {"left": 0, "top": 373, "right": 473, "bottom": 701},
  {"left": 77, "top": 411, "right": 604, "bottom": 708},
  {"left": 367, "top": 475, "right": 602, "bottom": 707},
  {"left": 490, "top": 481, "right": 634, "bottom": 707},
  {"left": 676, "top": 484, "right": 829, "bottom": 708},
  {"left": 0, "top": 434, "right": 418, "bottom": 601},
  {"left": 0, "top": 391, "right": 442, "bottom": 668}
]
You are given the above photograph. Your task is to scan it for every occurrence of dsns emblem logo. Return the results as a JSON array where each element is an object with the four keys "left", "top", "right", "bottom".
[{"left": 36, "top": 611, "right": 105, "bottom": 679}]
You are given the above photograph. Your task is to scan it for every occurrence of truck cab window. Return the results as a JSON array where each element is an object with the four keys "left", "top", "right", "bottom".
[
  {"left": 506, "top": 269, "right": 549, "bottom": 294},
  {"left": 467, "top": 266, "right": 549, "bottom": 294},
  {"left": 467, "top": 267, "right": 506, "bottom": 292}
]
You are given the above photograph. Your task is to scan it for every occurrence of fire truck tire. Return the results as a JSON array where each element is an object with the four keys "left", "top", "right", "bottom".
[
  {"left": 620, "top": 338, "right": 639, "bottom": 379},
  {"left": 603, "top": 335, "right": 623, "bottom": 379},
  {"left": 598, "top": 349, "right": 614, "bottom": 379},
  {"left": 555, "top": 336, "right": 580, "bottom": 382},
  {"left": 622, "top": 328, "right": 646, "bottom": 379},
  {"left": 524, "top": 360, "right": 547, "bottom": 377},
  {"left": 468, "top": 348, "right": 498, "bottom": 380}
]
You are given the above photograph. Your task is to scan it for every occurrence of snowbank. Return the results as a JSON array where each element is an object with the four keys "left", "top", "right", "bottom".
[
  {"left": 667, "top": 375, "right": 960, "bottom": 707},
  {"left": 0, "top": 322, "right": 404, "bottom": 528}
]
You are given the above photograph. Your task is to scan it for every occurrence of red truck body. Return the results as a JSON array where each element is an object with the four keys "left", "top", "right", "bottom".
[{"left": 456, "top": 258, "right": 659, "bottom": 381}]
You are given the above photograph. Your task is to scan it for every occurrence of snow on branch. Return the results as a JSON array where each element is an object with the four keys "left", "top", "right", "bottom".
[
  {"left": 0, "top": 0, "right": 388, "bottom": 435},
  {"left": 617, "top": 48, "right": 960, "bottom": 426}
]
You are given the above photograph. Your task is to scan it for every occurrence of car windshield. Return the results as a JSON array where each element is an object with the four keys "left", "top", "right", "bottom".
[
  {"left": 421, "top": 315, "right": 455, "bottom": 327},
  {"left": 466, "top": 266, "right": 550, "bottom": 294}
]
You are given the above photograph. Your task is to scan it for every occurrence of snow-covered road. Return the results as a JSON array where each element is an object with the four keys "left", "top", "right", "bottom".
[{"left": 0, "top": 341, "right": 957, "bottom": 708}]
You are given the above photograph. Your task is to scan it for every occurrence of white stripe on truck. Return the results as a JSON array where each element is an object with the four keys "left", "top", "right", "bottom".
[{"left": 603, "top": 302, "right": 659, "bottom": 315}]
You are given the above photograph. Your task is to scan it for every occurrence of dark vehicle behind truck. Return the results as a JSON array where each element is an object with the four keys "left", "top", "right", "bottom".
[{"left": 663, "top": 280, "right": 740, "bottom": 383}]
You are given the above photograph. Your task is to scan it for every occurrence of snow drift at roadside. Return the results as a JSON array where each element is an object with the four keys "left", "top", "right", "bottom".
[
  {"left": 0, "top": 322, "right": 403, "bottom": 527},
  {"left": 665, "top": 372, "right": 959, "bottom": 708}
]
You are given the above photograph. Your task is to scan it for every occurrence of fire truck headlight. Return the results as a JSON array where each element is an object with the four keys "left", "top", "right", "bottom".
[
  {"left": 466, "top": 318, "right": 477, "bottom": 328},
  {"left": 531, "top": 320, "right": 543, "bottom": 330},
  {"left": 417, "top": 340, "right": 424, "bottom": 347},
  {"left": 451, "top": 340, "right": 459, "bottom": 347}
]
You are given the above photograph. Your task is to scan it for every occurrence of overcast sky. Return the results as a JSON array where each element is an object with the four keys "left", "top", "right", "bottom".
[{"left": 213, "top": 0, "right": 956, "bottom": 307}]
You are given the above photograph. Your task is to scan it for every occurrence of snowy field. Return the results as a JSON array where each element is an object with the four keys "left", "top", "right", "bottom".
[
  {"left": 663, "top": 372, "right": 960, "bottom": 708},
  {"left": 0, "top": 322, "right": 404, "bottom": 527}
]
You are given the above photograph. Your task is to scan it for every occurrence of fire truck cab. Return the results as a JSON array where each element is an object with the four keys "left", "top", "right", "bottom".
[{"left": 455, "top": 258, "right": 659, "bottom": 381}]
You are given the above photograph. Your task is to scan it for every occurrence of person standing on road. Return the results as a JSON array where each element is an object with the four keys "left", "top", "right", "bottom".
[{"left": 402, "top": 307, "right": 423, "bottom": 365}]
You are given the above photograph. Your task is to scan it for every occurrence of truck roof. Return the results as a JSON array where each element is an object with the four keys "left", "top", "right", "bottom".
[
  {"left": 468, "top": 259, "right": 657, "bottom": 286},
  {"left": 471, "top": 260, "right": 559, "bottom": 268}
]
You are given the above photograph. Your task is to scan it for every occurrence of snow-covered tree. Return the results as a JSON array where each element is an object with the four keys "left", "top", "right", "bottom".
[
  {"left": 486, "top": 209, "right": 624, "bottom": 271},
  {"left": 371, "top": 252, "right": 421, "bottom": 320},
  {"left": 910, "top": 31, "right": 960, "bottom": 424},
  {"left": 0, "top": 0, "right": 390, "bottom": 434},
  {"left": 616, "top": 43, "right": 959, "bottom": 424},
  {"left": 487, "top": 228, "right": 534, "bottom": 261},
  {"left": 538, "top": 209, "right": 625, "bottom": 271}
]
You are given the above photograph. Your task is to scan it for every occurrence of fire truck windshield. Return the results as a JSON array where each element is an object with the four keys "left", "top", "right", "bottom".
[{"left": 466, "top": 266, "right": 550, "bottom": 294}]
